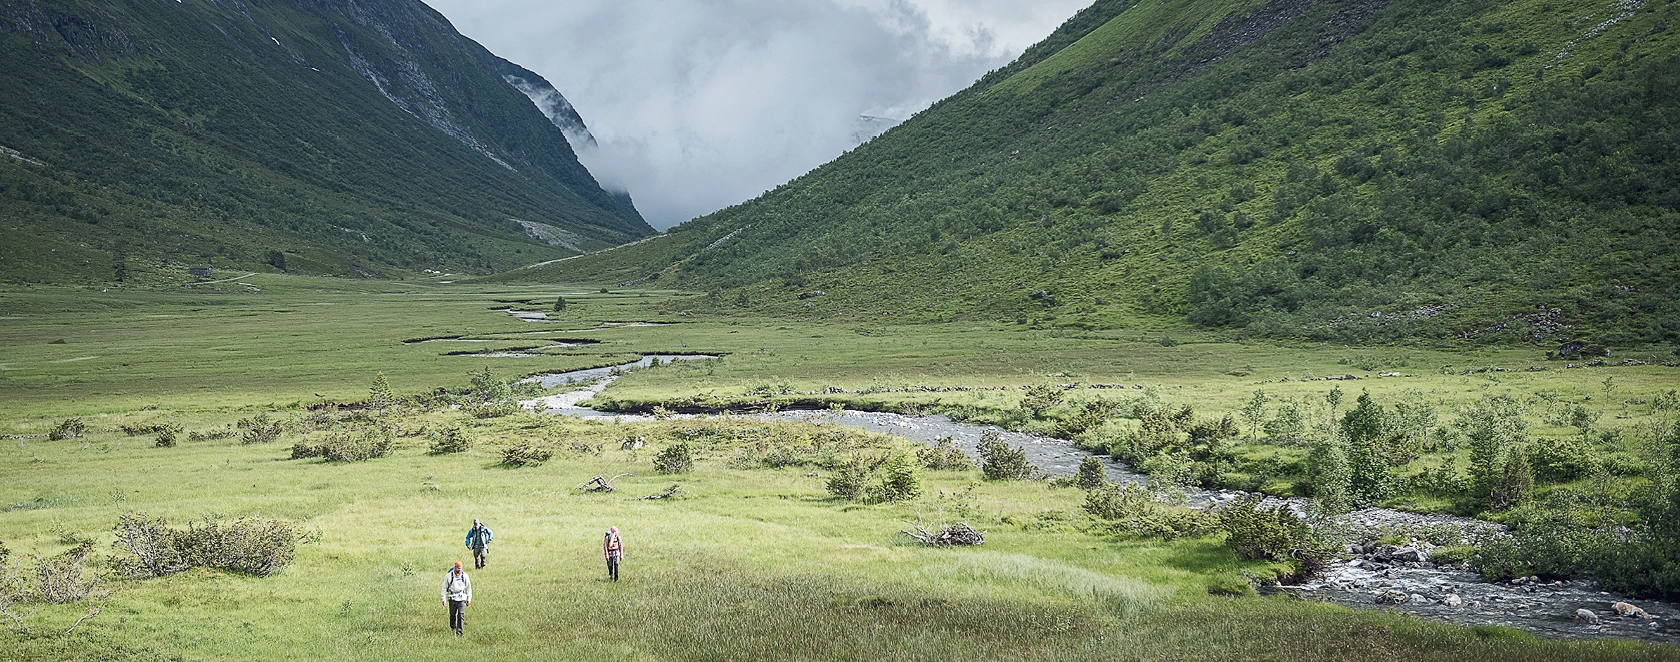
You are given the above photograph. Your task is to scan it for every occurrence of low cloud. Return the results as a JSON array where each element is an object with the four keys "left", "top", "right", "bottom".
[{"left": 429, "top": 0, "right": 1090, "bottom": 228}]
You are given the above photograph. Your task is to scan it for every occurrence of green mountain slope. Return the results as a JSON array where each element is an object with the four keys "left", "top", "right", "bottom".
[
  {"left": 0, "top": 0, "right": 652, "bottom": 283},
  {"left": 510, "top": 0, "right": 1680, "bottom": 346}
]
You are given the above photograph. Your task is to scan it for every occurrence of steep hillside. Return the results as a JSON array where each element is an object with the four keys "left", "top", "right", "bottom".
[
  {"left": 0, "top": 0, "right": 652, "bottom": 283},
  {"left": 511, "top": 0, "right": 1680, "bottom": 346}
]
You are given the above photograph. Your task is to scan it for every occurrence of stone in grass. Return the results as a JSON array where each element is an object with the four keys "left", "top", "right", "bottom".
[
  {"left": 1613, "top": 601, "right": 1651, "bottom": 619},
  {"left": 1575, "top": 609, "right": 1600, "bottom": 625}
]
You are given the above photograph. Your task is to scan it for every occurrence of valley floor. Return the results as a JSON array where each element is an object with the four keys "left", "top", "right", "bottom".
[{"left": 1, "top": 276, "right": 1676, "bottom": 660}]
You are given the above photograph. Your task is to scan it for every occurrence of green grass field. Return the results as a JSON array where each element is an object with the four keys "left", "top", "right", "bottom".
[{"left": 3, "top": 276, "right": 1678, "bottom": 660}]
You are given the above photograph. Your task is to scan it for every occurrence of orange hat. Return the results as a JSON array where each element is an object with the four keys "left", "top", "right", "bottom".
[{"left": 453, "top": 561, "right": 462, "bottom": 569}]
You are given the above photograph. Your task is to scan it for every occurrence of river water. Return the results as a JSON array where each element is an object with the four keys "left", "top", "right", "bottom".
[{"left": 519, "top": 363, "right": 1678, "bottom": 645}]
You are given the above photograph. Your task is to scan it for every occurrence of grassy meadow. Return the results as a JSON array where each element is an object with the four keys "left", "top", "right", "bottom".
[{"left": 2, "top": 275, "right": 1679, "bottom": 660}]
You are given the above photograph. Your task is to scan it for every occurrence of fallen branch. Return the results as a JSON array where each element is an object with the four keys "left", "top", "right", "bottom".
[
  {"left": 66, "top": 605, "right": 100, "bottom": 634},
  {"left": 577, "top": 474, "right": 629, "bottom": 493},
  {"left": 900, "top": 521, "right": 985, "bottom": 547},
  {"left": 636, "top": 484, "right": 685, "bottom": 500}
]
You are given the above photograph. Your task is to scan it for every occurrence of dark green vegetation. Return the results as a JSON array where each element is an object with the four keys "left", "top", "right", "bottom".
[
  {"left": 0, "top": 0, "right": 651, "bottom": 284},
  {"left": 517, "top": 0, "right": 1680, "bottom": 346},
  {"left": 3, "top": 281, "right": 1679, "bottom": 658}
]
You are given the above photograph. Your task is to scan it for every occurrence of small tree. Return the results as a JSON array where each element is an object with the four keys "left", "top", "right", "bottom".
[
  {"left": 654, "top": 442, "right": 693, "bottom": 474},
  {"left": 1341, "top": 392, "right": 1392, "bottom": 505},
  {"left": 1240, "top": 390, "right": 1269, "bottom": 440},
  {"left": 1076, "top": 456, "right": 1107, "bottom": 489},
  {"left": 427, "top": 427, "right": 471, "bottom": 454},
  {"left": 977, "top": 430, "right": 1034, "bottom": 481},
  {"left": 1020, "top": 383, "right": 1065, "bottom": 417},
  {"left": 1307, "top": 435, "right": 1353, "bottom": 515},
  {"left": 470, "top": 368, "right": 512, "bottom": 404},
  {"left": 264, "top": 250, "right": 286, "bottom": 271},
  {"left": 1325, "top": 385, "right": 1344, "bottom": 423},
  {"left": 1457, "top": 395, "right": 1530, "bottom": 511},
  {"left": 368, "top": 372, "right": 394, "bottom": 411},
  {"left": 917, "top": 436, "right": 974, "bottom": 471},
  {"left": 825, "top": 458, "right": 869, "bottom": 500},
  {"left": 874, "top": 453, "right": 922, "bottom": 502},
  {"left": 154, "top": 424, "right": 183, "bottom": 448},
  {"left": 553, "top": 296, "right": 567, "bottom": 312}
]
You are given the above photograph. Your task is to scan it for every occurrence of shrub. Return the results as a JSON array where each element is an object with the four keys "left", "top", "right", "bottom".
[
  {"left": 466, "top": 402, "right": 521, "bottom": 419},
  {"left": 825, "top": 459, "right": 870, "bottom": 500},
  {"left": 1076, "top": 456, "right": 1107, "bottom": 489},
  {"left": 977, "top": 429, "right": 1035, "bottom": 480},
  {"left": 1527, "top": 436, "right": 1600, "bottom": 482},
  {"left": 917, "top": 436, "right": 974, "bottom": 471},
  {"left": 1219, "top": 496, "right": 1319, "bottom": 564},
  {"left": 1083, "top": 483, "right": 1215, "bottom": 540},
  {"left": 318, "top": 426, "right": 394, "bottom": 462},
  {"left": 1469, "top": 536, "right": 1533, "bottom": 582},
  {"left": 427, "top": 427, "right": 471, "bottom": 454},
  {"left": 120, "top": 423, "right": 167, "bottom": 436},
  {"left": 238, "top": 413, "right": 283, "bottom": 444},
  {"left": 1020, "top": 383, "right": 1065, "bottom": 417},
  {"left": 48, "top": 418, "right": 86, "bottom": 441},
  {"left": 872, "top": 453, "right": 922, "bottom": 502},
  {"left": 502, "top": 442, "right": 553, "bottom": 467},
  {"left": 289, "top": 441, "right": 321, "bottom": 459},
  {"left": 154, "top": 423, "right": 183, "bottom": 448},
  {"left": 654, "top": 442, "right": 693, "bottom": 474},
  {"left": 113, "top": 512, "right": 300, "bottom": 578},
  {"left": 1430, "top": 545, "right": 1474, "bottom": 567},
  {"left": 1057, "top": 399, "right": 1120, "bottom": 436},
  {"left": 470, "top": 367, "right": 513, "bottom": 404}
]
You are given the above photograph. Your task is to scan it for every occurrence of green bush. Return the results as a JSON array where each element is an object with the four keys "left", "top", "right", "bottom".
[
  {"left": 916, "top": 436, "right": 974, "bottom": 471},
  {"left": 1083, "top": 483, "right": 1215, "bottom": 540},
  {"left": 825, "top": 459, "right": 870, "bottom": 500},
  {"left": 427, "top": 427, "right": 471, "bottom": 454},
  {"left": 48, "top": 418, "right": 86, "bottom": 441},
  {"left": 289, "top": 441, "right": 320, "bottom": 459},
  {"left": 318, "top": 426, "right": 394, "bottom": 462},
  {"left": 1020, "top": 383, "right": 1065, "bottom": 418},
  {"left": 501, "top": 442, "right": 554, "bottom": 467},
  {"left": 1076, "top": 456, "right": 1107, "bottom": 489},
  {"left": 1527, "top": 436, "right": 1600, "bottom": 482},
  {"left": 872, "top": 453, "right": 922, "bottom": 502},
  {"left": 238, "top": 414, "right": 283, "bottom": 445},
  {"left": 977, "top": 430, "right": 1034, "bottom": 481},
  {"left": 153, "top": 424, "right": 183, "bottom": 448},
  {"left": 1218, "top": 496, "right": 1315, "bottom": 564},
  {"left": 113, "top": 512, "right": 302, "bottom": 578},
  {"left": 654, "top": 442, "right": 693, "bottom": 474},
  {"left": 1429, "top": 545, "right": 1474, "bottom": 568},
  {"left": 466, "top": 402, "right": 521, "bottom": 419}
]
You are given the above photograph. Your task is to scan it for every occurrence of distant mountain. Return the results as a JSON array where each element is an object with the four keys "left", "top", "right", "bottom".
[
  {"left": 0, "top": 0, "right": 652, "bottom": 283},
  {"left": 507, "top": 0, "right": 1680, "bottom": 346}
]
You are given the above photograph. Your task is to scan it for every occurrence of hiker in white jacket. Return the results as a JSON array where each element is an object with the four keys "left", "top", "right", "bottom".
[{"left": 441, "top": 561, "right": 472, "bottom": 636}]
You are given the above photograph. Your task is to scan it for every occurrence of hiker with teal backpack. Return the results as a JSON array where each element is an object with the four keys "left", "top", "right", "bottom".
[{"left": 465, "top": 519, "right": 493, "bottom": 569}]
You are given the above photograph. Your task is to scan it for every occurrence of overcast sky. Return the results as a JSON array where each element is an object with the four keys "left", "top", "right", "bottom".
[{"left": 427, "top": 0, "right": 1092, "bottom": 229}]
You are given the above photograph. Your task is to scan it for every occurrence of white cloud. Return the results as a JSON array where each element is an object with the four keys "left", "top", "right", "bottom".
[{"left": 427, "top": 0, "right": 1091, "bottom": 228}]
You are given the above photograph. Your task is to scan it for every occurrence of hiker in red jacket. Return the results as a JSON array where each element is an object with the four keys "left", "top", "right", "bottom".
[{"left": 603, "top": 526, "right": 623, "bottom": 582}]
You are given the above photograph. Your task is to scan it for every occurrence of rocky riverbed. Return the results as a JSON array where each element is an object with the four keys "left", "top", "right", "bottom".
[{"left": 522, "top": 366, "right": 1678, "bottom": 645}]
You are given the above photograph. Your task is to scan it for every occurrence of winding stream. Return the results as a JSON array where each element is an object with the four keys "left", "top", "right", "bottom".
[{"left": 519, "top": 363, "right": 1678, "bottom": 645}]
